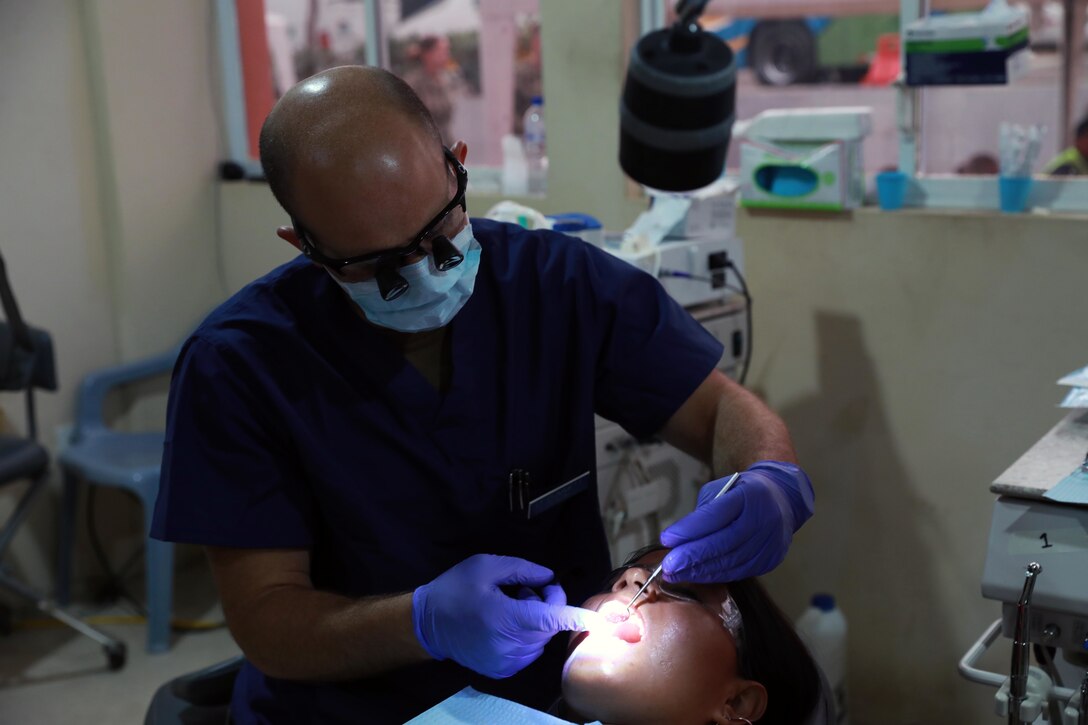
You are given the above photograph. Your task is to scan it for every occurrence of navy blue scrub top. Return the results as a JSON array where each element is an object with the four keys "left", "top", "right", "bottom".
[{"left": 152, "top": 218, "right": 723, "bottom": 724}]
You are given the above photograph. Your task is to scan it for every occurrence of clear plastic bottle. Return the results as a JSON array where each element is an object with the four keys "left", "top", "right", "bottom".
[
  {"left": 795, "top": 593, "right": 849, "bottom": 724},
  {"left": 522, "top": 96, "right": 547, "bottom": 195}
]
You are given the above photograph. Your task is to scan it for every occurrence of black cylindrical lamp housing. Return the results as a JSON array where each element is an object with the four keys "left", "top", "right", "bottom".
[{"left": 620, "top": 23, "right": 737, "bottom": 192}]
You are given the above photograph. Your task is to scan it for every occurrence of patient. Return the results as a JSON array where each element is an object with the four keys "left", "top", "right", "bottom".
[{"left": 559, "top": 546, "right": 823, "bottom": 725}]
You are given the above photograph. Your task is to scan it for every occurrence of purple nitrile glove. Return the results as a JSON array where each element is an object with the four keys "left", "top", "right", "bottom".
[
  {"left": 660, "top": 461, "right": 815, "bottom": 583},
  {"left": 412, "top": 554, "right": 599, "bottom": 679}
]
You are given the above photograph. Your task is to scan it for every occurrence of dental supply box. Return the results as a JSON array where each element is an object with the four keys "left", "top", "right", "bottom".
[
  {"left": 665, "top": 178, "right": 739, "bottom": 239},
  {"left": 904, "top": 1, "right": 1030, "bottom": 86},
  {"left": 738, "top": 107, "right": 872, "bottom": 212}
]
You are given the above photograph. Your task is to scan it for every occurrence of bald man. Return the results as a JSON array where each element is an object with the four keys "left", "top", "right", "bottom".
[{"left": 151, "top": 66, "right": 813, "bottom": 723}]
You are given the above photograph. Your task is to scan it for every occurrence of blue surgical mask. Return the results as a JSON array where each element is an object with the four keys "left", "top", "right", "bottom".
[{"left": 330, "top": 222, "right": 482, "bottom": 333}]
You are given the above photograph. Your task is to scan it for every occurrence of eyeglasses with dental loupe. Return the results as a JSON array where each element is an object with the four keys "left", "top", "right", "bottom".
[{"left": 291, "top": 146, "right": 468, "bottom": 301}]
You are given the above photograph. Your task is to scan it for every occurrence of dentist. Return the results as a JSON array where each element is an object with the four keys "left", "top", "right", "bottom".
[{"left": 152, "top": 65, "right": 813, "bottom": 724}]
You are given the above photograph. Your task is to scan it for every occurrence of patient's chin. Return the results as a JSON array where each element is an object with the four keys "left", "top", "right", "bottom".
[
  {"left": 561, "top": 644, "right": 644, "bottom": 723},
  {"left": 559, "top": 675, "right": 627, "bottom": 725}
]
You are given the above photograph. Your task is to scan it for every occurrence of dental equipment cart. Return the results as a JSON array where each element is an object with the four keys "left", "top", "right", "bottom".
[
  {"left": 592, "top": 219, "right": 748, "bottom": 566},
  {"left": 961, "top": 410, "right": 1088, "bottom": 724}
]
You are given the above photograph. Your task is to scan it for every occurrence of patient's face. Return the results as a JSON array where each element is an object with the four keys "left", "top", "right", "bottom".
[{"left": 561, "top": 549, "right": 746, "bottom": 724}]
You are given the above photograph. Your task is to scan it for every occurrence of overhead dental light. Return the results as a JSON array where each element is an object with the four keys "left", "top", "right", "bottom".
[{"left": 619, "top": 0, "right": 737, "bottom": 192}]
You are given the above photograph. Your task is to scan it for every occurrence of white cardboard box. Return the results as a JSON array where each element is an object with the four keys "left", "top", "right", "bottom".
[
  {"left": 666, "top": 178, "right": 739, "bottom": 239},
  {"left": 737, "top": 107, "right": 872, "bottom": 212}
]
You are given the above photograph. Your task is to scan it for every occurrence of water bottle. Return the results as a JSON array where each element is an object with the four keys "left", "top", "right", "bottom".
[
  {"left": 522, "top": 96, "right": 547, "bottom": 195},
  {"left": 501, "top": 134, "right": 528, "bottom": 196},
  {"left": 795, "top": 593, "right": 849, "bottom": 724}
]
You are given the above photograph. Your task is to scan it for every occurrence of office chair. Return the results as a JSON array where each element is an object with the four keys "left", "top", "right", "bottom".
[
  {"left": 144, "top": 655, "right": 243, "bottom": 725},
  {"left": 0, "top": 252, "right": 125, "bottom": 670},
  {"left": 143, "top": 658, "right": 839, "bottom": 724},
  {"left": 54, "top": 340, "right": 180, "bottom": 653}
]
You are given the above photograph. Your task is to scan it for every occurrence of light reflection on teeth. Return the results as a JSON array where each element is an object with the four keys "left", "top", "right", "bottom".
[{"left": 593, "top": 601, "right": 645, "bottom": 643}]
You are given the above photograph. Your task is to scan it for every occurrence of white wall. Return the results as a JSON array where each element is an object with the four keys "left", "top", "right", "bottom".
[
  {"left": 0, "top": 0, "right": 119, "bottom": 591},
  {"left": 0, "top": 1, "right": 116, "bottom": 456},
  {"left": 0, "top": 0, "right": 225, "bottom": 595},
  {"left": 82, "top": 0, "right": 224, "bottom": 358},
  {"left": 742, "top": 207, "right": 1088, "bottom": 723}
]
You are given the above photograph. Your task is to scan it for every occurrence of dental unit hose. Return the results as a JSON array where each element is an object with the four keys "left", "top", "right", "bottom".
[{"left": 1009, "top": 562, "right": 1041, "bottom": 725}]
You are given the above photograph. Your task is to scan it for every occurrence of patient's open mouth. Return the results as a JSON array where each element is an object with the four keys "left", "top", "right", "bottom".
[
  {"left": 598, "top": 599, "right": 644, "bottom": 630},
  {"left": 593, "top": 600, "right": 646, "bottom": 642},
  {"left": 611, "top": 619, "right": 642, "bottom": 643}
]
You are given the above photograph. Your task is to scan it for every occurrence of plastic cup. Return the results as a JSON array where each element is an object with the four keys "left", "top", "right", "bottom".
[
  {"left": 875, "top": 171, "right": 908, "bottom": 211},
  {"left": 999, "top": 176, "right": 1032, "bottom": 213}
]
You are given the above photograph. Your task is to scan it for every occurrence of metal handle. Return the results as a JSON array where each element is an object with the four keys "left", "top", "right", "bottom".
[
  {"left": 1078, "top": 671, "right": 1088, "bottom": 725},
  {"left": 1009, "top": 562, "right": 1042, "bottom": 725},
  {"left": 958, "top": 618, "right": 1075, "bottom": 700}
]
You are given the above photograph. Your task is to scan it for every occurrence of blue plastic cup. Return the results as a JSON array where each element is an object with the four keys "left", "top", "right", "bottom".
[
  {"left": 999, "top": 176, "right": 1032, "bottom": 213},
  {"left": 875, "top": 171, "right": 908, "bottom": 211}
]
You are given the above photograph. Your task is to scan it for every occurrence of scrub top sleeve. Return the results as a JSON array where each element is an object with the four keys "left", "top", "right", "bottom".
[
  {"left": 585, "top": 244, "right": 724, "bottom": 440},
  {"left": 150, "top": 336, "right": 315, "bottom": 549}
]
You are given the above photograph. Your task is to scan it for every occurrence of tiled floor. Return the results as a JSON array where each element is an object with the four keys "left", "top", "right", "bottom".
[{"left": 0, "top": 559, "right": 241, "bottom": 724}]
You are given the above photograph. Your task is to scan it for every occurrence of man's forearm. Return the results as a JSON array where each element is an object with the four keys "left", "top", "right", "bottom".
[
  {"left": 711, "top": 380, "right": 797, "bottom": 477},
  {"left": 231, "top": 587, "right": 430, "bottom": 681}
]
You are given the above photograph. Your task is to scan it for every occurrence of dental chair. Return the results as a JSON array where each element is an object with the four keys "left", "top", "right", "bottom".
[
  {"left": 0, "top": 251, "right": 126, "bottom": 670},
  {"left": 144, "top": 655, "right": 243, "bottom": 725},
  {"left": 145, "top": 656, "right": 837, "bottom": 724}
]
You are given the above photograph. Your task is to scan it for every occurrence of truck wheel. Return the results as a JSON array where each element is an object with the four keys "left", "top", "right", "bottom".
[{"left": 749, "top": 20, "right": 817, "bottom": 86}]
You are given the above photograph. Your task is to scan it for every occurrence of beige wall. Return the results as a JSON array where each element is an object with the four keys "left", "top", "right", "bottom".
[
  {"left": 82, "top": 0, "right": 224, "bottom": 358},
  {"left": 744, "top": 207, "right": 1088, "bottom": 722},
  {"left": 0, "top": 0, "right": 224, "bottom": 594},
  {"left": 0, "top": 0, "right": 119, "bottom": 591},
  {"left": 0, "top": 1, "right": 116, "bottom": 446}
]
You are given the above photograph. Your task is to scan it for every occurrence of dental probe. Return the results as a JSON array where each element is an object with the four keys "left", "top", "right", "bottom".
[{"left": 625, "top": 471, "right": 742, "bottom": 614}]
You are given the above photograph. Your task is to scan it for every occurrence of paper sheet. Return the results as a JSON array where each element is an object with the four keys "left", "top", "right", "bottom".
[
  {"left": 1058, "top": 365, "right": 1088, "bottom": 388},
  {"left": 1044, "top": 467, "right": 1088, "bottom": 505},
  {"left": 405, "top": 687, "right": 600, "bottom": 725},
  {"left": 1059, "top": 387, "right": 1088, "bottom": 409}
]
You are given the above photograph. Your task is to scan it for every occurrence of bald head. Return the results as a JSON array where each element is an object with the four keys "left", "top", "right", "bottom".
[{"left": 259, "top": 65, "right": 442, "bottom": 217}]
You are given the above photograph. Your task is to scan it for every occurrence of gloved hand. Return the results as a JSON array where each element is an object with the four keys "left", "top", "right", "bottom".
[
  {"left": 660, "top": 460, "right": 815, "bottom": 583},
  {"left": 412, "top": 554, "right": 598, "bottom": 679}
]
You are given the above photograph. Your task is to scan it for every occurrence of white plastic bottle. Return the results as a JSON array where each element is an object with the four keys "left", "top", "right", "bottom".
[
  {"left": 795, "top": 593, "right": 849, "bottom": 725},
  {"left": 501, "top": 134, "right": 528, "bottom": 196},
  {"left": 522, "top": 96, "right": 547, "bottom": 195}
]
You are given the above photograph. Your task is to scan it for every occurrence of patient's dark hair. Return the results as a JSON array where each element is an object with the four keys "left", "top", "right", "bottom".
[{"left": 619, "top": 546, "right": 822, "bottom": 725}]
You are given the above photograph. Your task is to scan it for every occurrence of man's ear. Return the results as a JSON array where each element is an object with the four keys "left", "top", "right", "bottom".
[
  {"left": 711, "top": 680, "right": 767, "bottom": 724},
  {"left": 450, "top": 140, "right": 468, "bottom": 164},
  {"left": 277, "top": 225, "right": 303, "bottom": 252}
]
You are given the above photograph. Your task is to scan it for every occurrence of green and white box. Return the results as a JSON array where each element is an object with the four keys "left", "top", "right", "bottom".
[
  {"left": 904, "top": 1, "right": 1030, "bottom": 86},
  {"left": 738, "top": 107, "right": 873, "bottom": 212}
]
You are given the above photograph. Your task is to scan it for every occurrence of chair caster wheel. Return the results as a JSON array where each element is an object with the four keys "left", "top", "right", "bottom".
[{"left": 105, "top": 642, "right": 126, "bottom": 671}]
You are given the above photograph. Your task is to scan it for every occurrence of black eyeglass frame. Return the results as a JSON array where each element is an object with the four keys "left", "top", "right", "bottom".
[
  {"left": 291, "top": 146, "right": 468, "bottom": 273},
  {"left": 602, "top": 561, "right": 751, "bottom": 677}
]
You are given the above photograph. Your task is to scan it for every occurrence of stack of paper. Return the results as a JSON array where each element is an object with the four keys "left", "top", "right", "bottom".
[{"left": 1058, "top": 365, "right": 1088, "bottom": 408}]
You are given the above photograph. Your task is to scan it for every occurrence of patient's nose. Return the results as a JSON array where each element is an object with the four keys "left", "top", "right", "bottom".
[{"left": 611, "top": 567, "right": 660, "bottom": 601}]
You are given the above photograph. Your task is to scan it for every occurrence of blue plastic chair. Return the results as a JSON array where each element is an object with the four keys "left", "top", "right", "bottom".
[{"left": 56, "top": 345, "right": 181, "bottom": 653}]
